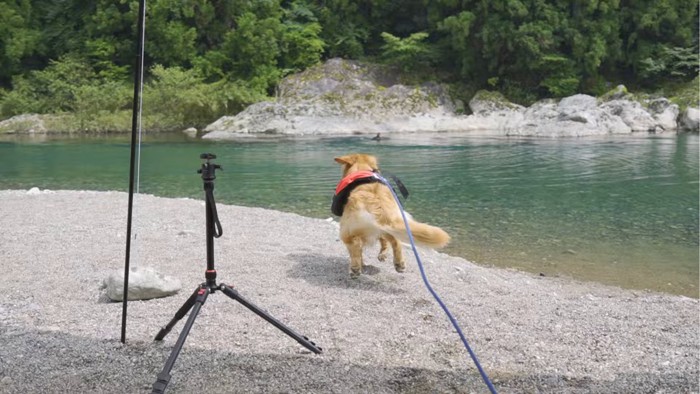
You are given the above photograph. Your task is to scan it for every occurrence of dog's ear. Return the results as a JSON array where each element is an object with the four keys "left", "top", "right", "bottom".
[{"left": 334, "top": 155, "right": 356, "bottom": 166}]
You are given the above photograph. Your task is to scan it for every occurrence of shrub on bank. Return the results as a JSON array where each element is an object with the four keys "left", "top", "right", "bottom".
[{"left": 0, "top": 57, "right": 265, "bottom": 133}]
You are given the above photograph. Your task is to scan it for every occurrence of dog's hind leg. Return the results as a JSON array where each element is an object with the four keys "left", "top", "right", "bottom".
[
  {"left": 378, "top": 236, "right": 390, "bottom": 262},
  {"left": 387, "top": 235, "right": 405, "bottom": 273},
  {"left": 344, "top": 236, "right": 364, "bottom": 278}
]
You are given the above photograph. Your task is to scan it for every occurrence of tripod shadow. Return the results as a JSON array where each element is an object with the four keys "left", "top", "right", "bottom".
[
  {"left": 4, "top": 325, "right": 692, "bottom": 393},
  {"left": 286, "top": 252, "right": 407, "bottom": 295},
  {"left": 0, "top": 326, "right": 488, "bottom": 393}
]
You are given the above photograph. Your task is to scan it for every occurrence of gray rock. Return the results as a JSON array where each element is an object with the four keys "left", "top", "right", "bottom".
[
  {"left": 0, "top": 114, "right": 48, "bottom": 134},
  {"left": 182, "top": 127, "right": 198, "bottom": 138},
  {"left": 647, "top": 98, "right": 680, "bottom": 132},
  {"left": 502, "top": 95, "right": 631, "bottom": 137},
  {"left": 557, "top": 95, "right": 598, "bottom": 124},
  {"left": 559, "top": 94, "right": 598, "bottom": 111},
  {"left": 679, "top": 107, "right": 700, "bottom": 131},
  {"left": 600, "top": 100, "right": 657, "bottom": 131},
  {"left": 102, "top": 266, "right": 181, "bottom": 301},
  {"left": 462, "top": 90, "right": 525, "bottom": 132},
  {"left": 468, "top": 90, "right": 525, "bottom": 114}
]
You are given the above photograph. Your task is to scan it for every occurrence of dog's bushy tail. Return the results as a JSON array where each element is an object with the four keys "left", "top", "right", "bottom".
[{"left": 383, "top": 219, "right": 450, "bottom": 249}]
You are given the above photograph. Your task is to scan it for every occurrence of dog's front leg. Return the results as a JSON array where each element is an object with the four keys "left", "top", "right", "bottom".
[{"left": 344, "top": 236, "right": 364, "bottom": 278}]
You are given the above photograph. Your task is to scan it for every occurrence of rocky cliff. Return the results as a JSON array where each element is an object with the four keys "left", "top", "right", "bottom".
[
  {"left": 202, "top": 58, "right": 699, "bottom": 139},
  {"left": 203, "top": 58, "right": 462, "bottom": 138}
]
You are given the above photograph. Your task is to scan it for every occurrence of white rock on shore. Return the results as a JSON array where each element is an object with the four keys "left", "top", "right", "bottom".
[{"left": 102, "top": 266, "right": 181, "bottom": 301}]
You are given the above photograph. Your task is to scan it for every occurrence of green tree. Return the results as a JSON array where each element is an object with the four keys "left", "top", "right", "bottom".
[
  {"left": 379, "top": 31, "right": 433, "bottom": 72},
  {"left": 81, "top": 1, "right": 139, "bottom": 79},
  {"left": 435, "top": 10, "right": 476, "bottom": 78},
  {"left": 315, "top": 0, "right": 370, "bottom": 58},
  {"left": 146, "top": 0, "right": 199, "bottom": 68},
  {"left": 0, "top": 0, "right": 41, "bottom": 87},
  {"left": 279, "top": 1, "right": 325, "bottom": 72},
  {"left": 639, "top": 46, "right": 700, "bottom": 80},
  {"left": 430, "top": 0, "right": 626, "bottom": 100},
  {"left": 144, "top": 65, "right": 235, "bottom": 129},
  {"left": 620, "top": 0, "right": 699, "bottom": 86},
  {"left": 218, "top": 11, "right": 283, "bottom": 93},
  {"left": 1, "top": 55, "right": 103, "bottom": 115}
]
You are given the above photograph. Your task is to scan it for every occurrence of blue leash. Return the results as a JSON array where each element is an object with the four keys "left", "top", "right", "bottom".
[{"left": 375, "top": 173, "right": 498, "bottom": 394}]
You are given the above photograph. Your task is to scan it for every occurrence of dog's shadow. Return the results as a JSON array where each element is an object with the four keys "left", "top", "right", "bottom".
[{"left": 286, "top": 252, "right": 407, "bottom": 295}]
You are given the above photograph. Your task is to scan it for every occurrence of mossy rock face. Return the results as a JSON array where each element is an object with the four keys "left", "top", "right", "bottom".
[
  {"left": 203, "top": 58, "right": 460, "bottom": 137},
  {"left": 599, "top": 84, "right": 631, "bottom": 102},
  {"left": 468, "top": 90, "right": 523, "bottom": 114},
  {"left": 279, "top": 58, "right": 399, "bottom": 98},
  {"left": 275, "top": 58, "right": 455, "bottom": 119}
]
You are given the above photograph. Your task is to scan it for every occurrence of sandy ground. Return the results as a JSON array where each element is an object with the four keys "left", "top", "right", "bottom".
[{"left": 0, "top": 189, "right": 697, "bottom": 394}]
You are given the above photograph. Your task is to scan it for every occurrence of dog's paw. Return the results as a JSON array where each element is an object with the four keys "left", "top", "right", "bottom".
[
  {"left": 377, "top": 251, "right": 388, "bottom": 262},
  {"left": 394, "top": 262, "right": 406, "bottom": 273},
  {"left": 350, "top": 268, "right": 361, "bottom": 279}
]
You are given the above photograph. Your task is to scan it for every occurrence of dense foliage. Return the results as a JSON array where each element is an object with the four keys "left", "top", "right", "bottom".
[{"left": 0, "top": 0, "right": 697, "bottom": 130}]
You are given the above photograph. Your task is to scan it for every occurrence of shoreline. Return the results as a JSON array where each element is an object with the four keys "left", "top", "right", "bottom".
[{"left": 0, "top": 189, "right": 697, "bottom": 393}]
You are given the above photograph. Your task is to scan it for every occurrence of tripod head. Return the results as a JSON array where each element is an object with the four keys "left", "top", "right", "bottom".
[{"left": 198, "top": 153, "right": 222, "bottom": 181}]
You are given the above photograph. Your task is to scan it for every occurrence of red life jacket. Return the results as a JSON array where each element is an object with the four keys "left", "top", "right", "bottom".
[{"left": 331, "top": 170, "right": 379, "bottom": 216}]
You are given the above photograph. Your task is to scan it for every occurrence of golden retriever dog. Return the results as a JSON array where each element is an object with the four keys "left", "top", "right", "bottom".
[{"left": 333, "top": 153, "right": 450, "bottom": 278}]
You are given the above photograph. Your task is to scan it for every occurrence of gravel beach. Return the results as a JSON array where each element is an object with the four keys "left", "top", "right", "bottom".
[{"left": 0, "top": 189, "right": 697, "bottom": 393}]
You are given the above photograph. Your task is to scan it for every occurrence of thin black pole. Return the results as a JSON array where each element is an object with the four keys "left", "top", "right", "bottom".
[{"left": 122, "top": 0, "right": 147, "bottom": 344}]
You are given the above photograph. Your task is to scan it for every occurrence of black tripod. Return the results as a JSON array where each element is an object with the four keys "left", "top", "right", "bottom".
[{"left": 151, "top": 153, "right": 322, "bottom": 394}]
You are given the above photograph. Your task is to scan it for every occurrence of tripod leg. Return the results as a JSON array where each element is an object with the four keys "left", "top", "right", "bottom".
[
  {"left": 219, "top": 283, "right": 322, "bottom": 354},
  {"left": 152, "top": 287, "right": 210, "bottom": 394},
  {"left": 154, "top": 285, "right": 202, "bottom": 341}
]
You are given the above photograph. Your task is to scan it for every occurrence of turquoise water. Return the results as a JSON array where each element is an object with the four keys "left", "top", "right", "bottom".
[{"left": 1, "top": 132, "right": 697, "bottom": 297}]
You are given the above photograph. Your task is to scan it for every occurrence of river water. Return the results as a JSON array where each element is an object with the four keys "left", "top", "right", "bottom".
[{"left": 1, "top": 132, "right": 697, "bottom": 297}]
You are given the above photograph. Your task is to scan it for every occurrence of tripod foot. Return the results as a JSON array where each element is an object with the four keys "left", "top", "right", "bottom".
[
  {"left": 151, "top": 372, "right": 171, "bottom": 394},
  {"left": 151, "top": 288, "right": 209, "bottom": 393},
  {"left": 220, "top": 283, "right": 322, "bottom": 354}
]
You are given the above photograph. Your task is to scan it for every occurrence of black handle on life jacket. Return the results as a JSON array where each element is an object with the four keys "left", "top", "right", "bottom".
[{"left": 377, "top": 170, "right": 409, "bottom": 200}]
